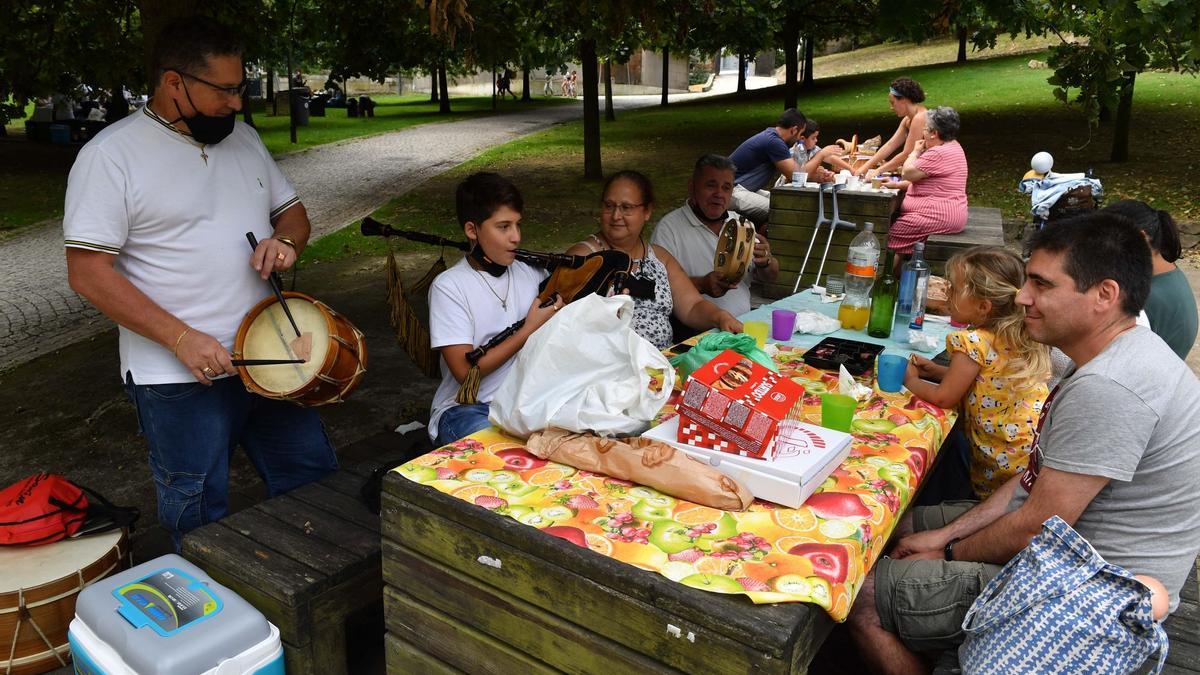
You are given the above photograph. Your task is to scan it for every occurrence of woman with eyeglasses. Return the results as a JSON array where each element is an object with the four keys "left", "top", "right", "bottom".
[
  {"left": 887, "top": 106, "right": 969, "bottom": 260},
  {"left": 567, "top": 171, "right": 742, "bottom": 349}
]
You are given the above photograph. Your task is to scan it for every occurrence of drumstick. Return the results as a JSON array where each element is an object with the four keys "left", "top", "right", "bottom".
[
  {"left": 232, "top": 358, "right": 307, "bottom": 366},
  {"left": 246, "top": 232, "right": 302, "bottom": 338}
]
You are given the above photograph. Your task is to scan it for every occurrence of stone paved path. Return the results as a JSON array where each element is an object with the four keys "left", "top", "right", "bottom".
[{"left": 0, "top": 77, "right": 777, "bottom": 373}]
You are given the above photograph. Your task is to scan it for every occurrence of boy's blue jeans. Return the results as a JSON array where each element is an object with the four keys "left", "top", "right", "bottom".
[
  {"left": 124, "top": 374, "right": 338, "bottom": 550},
  {"left": 435, "top": 402, "right": 492, "bottom": 446}
]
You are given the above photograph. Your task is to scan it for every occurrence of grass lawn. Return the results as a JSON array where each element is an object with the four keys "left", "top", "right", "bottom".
[
  {"left": 305, "top": 51, "right": 1200, "bottom": 265},
  {"left": 0, "top": 94, "right": 568, "bottom": 237}
]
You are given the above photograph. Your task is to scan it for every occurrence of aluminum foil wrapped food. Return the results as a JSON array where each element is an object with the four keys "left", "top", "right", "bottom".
[{"left": 526, "top": 428, "right": 755, "bottom": 511}]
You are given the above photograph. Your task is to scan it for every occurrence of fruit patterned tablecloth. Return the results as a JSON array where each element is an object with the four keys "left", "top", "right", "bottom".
[{"left": 394, "top": 344, "right": 956, "bottom": 621}]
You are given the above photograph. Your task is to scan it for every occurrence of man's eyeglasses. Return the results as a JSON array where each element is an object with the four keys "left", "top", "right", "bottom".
[
  {"left": 602, "top": 201, "right": 644, "bottom": 215},
  {"left": 177, "top": 70, "right": 248, "bottom": 98}
]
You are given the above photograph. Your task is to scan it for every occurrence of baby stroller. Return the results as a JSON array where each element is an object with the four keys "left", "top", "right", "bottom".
[{"left": 1018, "top": 151, "right": 1104, "bottom": 231}]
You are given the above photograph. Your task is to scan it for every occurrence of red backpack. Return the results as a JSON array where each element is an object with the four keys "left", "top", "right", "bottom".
[{"left": 0, "top": 473, "right": 137, "bottom": 546}]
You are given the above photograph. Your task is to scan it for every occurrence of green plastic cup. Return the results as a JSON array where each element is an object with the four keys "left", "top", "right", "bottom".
[{"left": 820, "top": 394, "right": 857, "bottom": 432}]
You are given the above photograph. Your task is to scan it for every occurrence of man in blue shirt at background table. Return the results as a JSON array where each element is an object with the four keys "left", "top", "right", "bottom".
[{"left": 727, "top": 108, "right": 806, "bottom": 225}]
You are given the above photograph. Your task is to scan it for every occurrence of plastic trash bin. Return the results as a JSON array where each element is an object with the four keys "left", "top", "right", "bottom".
[{"left": 289, "top": 87, "right": 309, "bottom": 126}]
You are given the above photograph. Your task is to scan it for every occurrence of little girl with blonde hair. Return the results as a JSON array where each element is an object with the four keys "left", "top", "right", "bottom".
[{"left": 905, "top": 246, "right": 1050, "bottom": 498}]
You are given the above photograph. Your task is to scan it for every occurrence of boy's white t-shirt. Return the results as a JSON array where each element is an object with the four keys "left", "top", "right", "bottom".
[
  {"left": 427, "top": 258, "right": 547, "bottom": 440},
  {"left": 62, "top": 106, "right": 298, "bottom": 384}
]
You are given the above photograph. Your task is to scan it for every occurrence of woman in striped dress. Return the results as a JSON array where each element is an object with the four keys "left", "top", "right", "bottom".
[{"left": 888, "top": 106, "right": 969, "bottom": 256}]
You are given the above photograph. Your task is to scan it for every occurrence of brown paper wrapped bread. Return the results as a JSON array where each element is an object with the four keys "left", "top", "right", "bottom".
[
  {"left": 526, "top": 428, "right": 754, "bottom": 511},
  {"left": 925, "top": 275, "right": 952, "bottom": 316}
]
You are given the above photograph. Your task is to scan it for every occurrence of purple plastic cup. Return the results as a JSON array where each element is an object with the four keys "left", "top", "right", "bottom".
[{"left": 771, "top": 309, "right": 797, "bottom": 341}]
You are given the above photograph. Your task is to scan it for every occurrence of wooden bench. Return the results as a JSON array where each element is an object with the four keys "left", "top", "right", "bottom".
[
  {"left": 924, "top": 207, "right": 1005, "bottom": 272},
  {"left": 1156, "top": 562, "right": 1200, "bottom": 673},
  {"left": 181, "top": 430, "right": 427, "bottom": 674}
]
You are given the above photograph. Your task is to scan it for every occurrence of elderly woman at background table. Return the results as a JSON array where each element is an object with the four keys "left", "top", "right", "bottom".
[
  {"left": 567, "top": 170, "right": 742, "bottom": 349},
  {"left": 887, "top": 106, "right": 969, "bottom": 257},
  {"left": 855, "top": 77, "right": 928, "bottom": 180}
]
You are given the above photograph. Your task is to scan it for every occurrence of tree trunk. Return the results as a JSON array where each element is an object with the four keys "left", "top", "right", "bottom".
[
  {"left": 802, "top": 36, "right": 815, "bottom": 89},
  {"left": 266, "top": 69, "right": 276, "bottom": 114},
  {"left": 581, "top": 39, "right": 602, "bottom": 179},
  {"left": 782, "top": 16, "right": 799, "bottom": 109},
  {"left": 430, "top": 66, "right": 439, "bottom": 102},
  {"left": 660, "top": 47, "right": 669, "bottom": 106},
  {"left": 737, "top": 53, "right": 746, "bottom": 93},
  {"left": 438, "top": 61, "right": 450, "bottom": 113},
  {"left": 604, "top": 60, "right": 615, "bottom": 121},
  {"left": 957, "top": 27, "right": 968, "bottom": 63},
  {"left": 1110, "top": 72, "right": 1135, "bottom": 162},
  {"left": 492, "top": 67, "right": 497, "bottom": 110},
  {"left": 522, "top": 67, "right": 531, "bottom": 101}
]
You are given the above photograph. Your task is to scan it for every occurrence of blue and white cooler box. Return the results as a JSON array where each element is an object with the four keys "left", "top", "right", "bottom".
[{"left": 68, "top": 554, "right": 284, "bottom": 674}]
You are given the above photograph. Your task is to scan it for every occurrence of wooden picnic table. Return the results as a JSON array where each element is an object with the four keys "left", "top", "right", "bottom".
[{"left": 381, "top": 293, "right": 959, "bottom": 673}]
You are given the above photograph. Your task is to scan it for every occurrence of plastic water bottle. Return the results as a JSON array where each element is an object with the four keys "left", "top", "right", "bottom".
[
  {"left": 837, "top": 223, "right": 880, "bottom": 330},
  {"left": 896, "top": 242, "right": 931, "bottom": 324}
]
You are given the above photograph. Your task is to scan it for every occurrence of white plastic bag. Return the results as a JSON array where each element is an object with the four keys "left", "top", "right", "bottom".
[
  {"left": 488, "top": 293, "right": 676, "bottom": 438},
  {"left": 793, "top": 309, "right": 842, "bottom": 334}
]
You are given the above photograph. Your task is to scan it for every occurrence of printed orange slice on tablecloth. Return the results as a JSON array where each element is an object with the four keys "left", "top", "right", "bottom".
[
  {"left": 695, "top": 556, "right": 739, "bottom": 576},
  {"left": 772, "top": 508, "right": 818, "bottom": 532},
  {"left": 675, "top": 506, "right": 726, "bottom": 526},
  {"left": 451, "top": 484, "right": 499, "bottom": 501},
  {"left": 528, "top": 467, "right": 573, "bottom": 486},
  {"left": 586, "top": 533, "right": 614, "bottom": 557}
]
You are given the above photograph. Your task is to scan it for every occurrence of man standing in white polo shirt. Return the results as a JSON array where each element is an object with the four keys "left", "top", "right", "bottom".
[
  {"left": 651, "top": 154, "right": 778, "bottom": 317},
  {"left": 63, "top": 17, "right": 337, "bottom": 549}
]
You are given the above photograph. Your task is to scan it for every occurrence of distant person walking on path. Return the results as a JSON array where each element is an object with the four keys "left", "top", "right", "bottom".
[
  {"left": 63, "top": 17, "right": 337, "bottom": 549},
  {"left": 496, "top": 69, "right": 518, "bottom": 100},
  {"left": 567, "top": 70, "right": 578, "bottom": 97},
  {"left": 543, "top": 70, "right": 556, "bottom": 96}
]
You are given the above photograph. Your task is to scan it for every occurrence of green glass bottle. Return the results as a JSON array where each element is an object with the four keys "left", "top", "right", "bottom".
[{"left": 867, "top": 250, "right": 897, "bottom": 339}]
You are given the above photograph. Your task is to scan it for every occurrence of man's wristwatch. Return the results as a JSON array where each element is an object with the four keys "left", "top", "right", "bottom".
[{"left": 944, "top": 537, "right": 961, "bottom": 561}]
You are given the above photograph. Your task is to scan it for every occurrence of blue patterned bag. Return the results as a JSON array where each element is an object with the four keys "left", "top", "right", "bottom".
[{"left": 959, "top": 516, "right": 1168, "bottom": 674}]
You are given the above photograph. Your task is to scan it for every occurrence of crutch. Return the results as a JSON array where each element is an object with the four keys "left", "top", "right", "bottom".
[
  {"left": 793, "top": 183, "right": 833, "bottom": 293},
  {"left": 811, "top": 183, "right": 857, "bottom": 291}
]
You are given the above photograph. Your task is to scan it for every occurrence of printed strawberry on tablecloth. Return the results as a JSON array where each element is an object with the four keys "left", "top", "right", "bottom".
[{"left": 395, "top": 344, "right": 955, "bottom": 621}]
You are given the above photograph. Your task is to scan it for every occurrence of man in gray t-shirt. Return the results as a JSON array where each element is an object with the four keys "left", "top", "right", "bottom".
[
  {"left": 1008, "top": 325, "right": 1200, "bottom": 610},
  {"left": 846, "top": 213, "right": 1200, "bottom": 673}
]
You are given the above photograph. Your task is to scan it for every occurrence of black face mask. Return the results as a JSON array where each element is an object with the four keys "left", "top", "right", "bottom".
[
  {"left": 469, "top": 243, "right": 507, "bottom": 277},
  {"left": 171, "top": 78, "right": 236, "bottom": 145},
  {"left": 688, "top": 199, "right": 727, "bottom": 226}
]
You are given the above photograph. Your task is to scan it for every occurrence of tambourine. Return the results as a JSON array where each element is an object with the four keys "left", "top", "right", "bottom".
[{"left": 713, "top": 217, "right": 756, "bottom": 283}]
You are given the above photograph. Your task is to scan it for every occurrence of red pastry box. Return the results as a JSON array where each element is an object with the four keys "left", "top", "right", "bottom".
[{"left": 677, "top": 349, "right": 804, "bottom": 460}]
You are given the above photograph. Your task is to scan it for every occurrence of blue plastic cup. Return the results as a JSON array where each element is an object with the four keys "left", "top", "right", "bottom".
[{"left": 876, "top": 354, "right": 908, "bottom": 393}]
